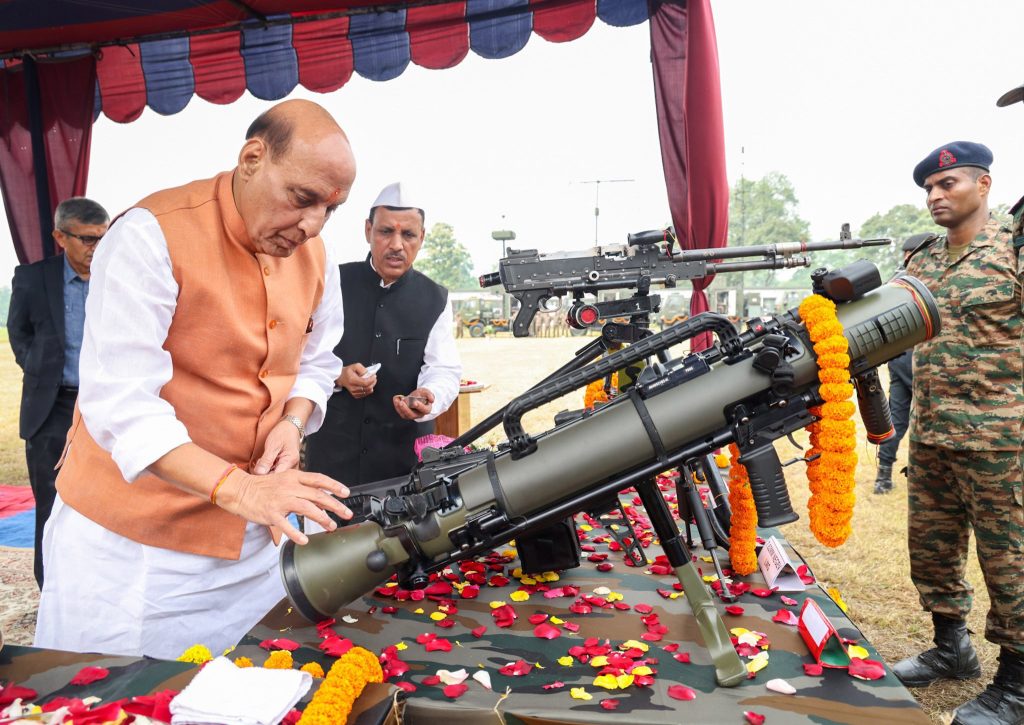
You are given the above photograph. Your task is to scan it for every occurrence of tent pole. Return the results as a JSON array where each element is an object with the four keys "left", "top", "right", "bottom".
[{"left": 23, "top": 56, "right": 55, "bottom": 259}]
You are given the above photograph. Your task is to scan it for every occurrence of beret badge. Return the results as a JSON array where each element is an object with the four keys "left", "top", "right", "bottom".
[{"left": 938, "top": 149, "right": 957, "bottom": 168}]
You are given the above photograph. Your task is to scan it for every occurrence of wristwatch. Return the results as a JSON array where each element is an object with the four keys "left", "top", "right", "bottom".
[{"left": 282, "top": 414, "right": 305, "bottom": 442}]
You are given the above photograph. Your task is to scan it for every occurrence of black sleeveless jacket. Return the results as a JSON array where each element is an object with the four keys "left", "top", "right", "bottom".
[{"left": 305, "top": 259, "right": 447, "bottom": 486}]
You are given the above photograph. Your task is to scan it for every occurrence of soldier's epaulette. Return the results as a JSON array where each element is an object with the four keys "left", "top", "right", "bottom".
[
  {"left": 1010, "top": 194, "right": 1024, "bottom": 217},
  {"left": 901, "top": 233, "right": 939, "bottom": 267}
]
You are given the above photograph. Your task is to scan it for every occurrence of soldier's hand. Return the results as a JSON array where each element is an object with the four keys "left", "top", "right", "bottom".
[{"left": 215, "top": 468, "right": 352, "bottom": 545}]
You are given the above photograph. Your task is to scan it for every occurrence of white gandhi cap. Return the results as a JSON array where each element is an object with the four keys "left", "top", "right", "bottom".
[{"left": 370, "top": 181, "right": 424, "bottom": 213}]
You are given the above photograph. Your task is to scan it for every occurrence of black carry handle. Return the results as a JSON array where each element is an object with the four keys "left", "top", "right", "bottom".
[
  {"left": 738, "top": 444, "right": 799, "bottom": 528},
  {"left": 853, "top": 369, "right": 895, "bottom": 444}
]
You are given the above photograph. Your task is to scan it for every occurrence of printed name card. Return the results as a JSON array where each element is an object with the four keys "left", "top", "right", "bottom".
[
  {"left": 798, "top": 598, "right": 852, "bottom": 668},
  {"left": 757, "top": 536, "right": 806, "bottom": 591}
]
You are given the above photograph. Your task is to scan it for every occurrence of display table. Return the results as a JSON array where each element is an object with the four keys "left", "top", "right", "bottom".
[
  {"left": 1, "top": 510, "right": 929, "bottom": 725},
  {"left": 433, "top": 384, "right": 487, "bottom": 438}
]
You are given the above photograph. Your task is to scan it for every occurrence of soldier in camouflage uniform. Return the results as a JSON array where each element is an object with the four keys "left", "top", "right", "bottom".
[{"left": 891, "top": 141, "right": 1024, "bottom": 725}]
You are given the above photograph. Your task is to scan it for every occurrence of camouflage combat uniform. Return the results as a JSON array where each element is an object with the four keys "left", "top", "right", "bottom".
[{"left": 906, "top": 215, "right": 1024, "bottom": 655}]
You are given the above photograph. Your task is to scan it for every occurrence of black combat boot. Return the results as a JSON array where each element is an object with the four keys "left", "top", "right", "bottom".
[
  {"left": 953, "top": 648, "right": 1024, "bottom": 725},
  {"left": 873, "top": 462, "right": 894, "bottom": 494},
  {"left": 893, "top": 613, "right": 982, "bottom": 687}
]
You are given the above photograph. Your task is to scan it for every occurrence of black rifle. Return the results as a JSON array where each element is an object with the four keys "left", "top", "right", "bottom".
[{"left": 479, "top": 224, "right": 891, "bottom": 337}]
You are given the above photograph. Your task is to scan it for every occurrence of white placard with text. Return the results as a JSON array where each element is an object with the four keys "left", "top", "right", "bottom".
[{"left": 757, "top": 535, "right": 806, "bottom": 591}]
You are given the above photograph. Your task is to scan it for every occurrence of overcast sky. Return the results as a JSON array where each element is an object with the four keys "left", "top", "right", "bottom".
[{"left": 3, "top": 0, "right": 1024, "bottom": 284}]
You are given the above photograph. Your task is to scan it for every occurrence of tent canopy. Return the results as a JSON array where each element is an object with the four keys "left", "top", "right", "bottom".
[{"left": 0, "top": 0, "right": 727, "bottom": 347}]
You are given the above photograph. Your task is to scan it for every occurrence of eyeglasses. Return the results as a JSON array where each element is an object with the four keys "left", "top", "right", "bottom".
[{"left": 59, "top": 229, "right": 103, "bottom": 245}]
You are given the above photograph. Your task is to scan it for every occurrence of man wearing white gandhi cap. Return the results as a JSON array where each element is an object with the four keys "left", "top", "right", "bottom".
[{"left": 304, "top": 181, "right": 462, "bottom": 488}]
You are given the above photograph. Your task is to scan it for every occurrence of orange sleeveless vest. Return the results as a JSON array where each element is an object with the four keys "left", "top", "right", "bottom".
[{"left": 58, "top": 171, "right": 326, "bottom": 559}]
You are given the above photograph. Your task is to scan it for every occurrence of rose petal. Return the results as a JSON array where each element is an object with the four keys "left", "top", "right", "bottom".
[
  {"left": 442, "top": 683, "right": 469, "bottom": 698},
  {"left": 600, "top": 698, "right": 620, "bottom": 710},
  {"left": 471, "top": 625, "right": 487, "bottom": 638},
  {"left": 534, "top": 622, "right": 562, "bottom": 640},
  {"left": 424, "top": 638, "right": 453, "bottom": 652},
  {"left": 437, "top": 668, "right": 469, "bottom": 686},
  {"left": 396, "top": 681, "right": 418, "bottom": 693},
  {"left": 542, "top": 681, "right": 565, "bottom": 690},
  {"left": 780, "top": 595, "right": 798, "bottom": 606},
  {"left": 499, "top": 660, "right": 533, "bottom": 677},
  {"left": 772, "top": 609, "right": 798, "bottom": 625},
  {"left": 69, "top": 666, "right": 110, "bottom": 685},
  {"left": 803, "top": 663, "right": 824, "bottom": 676},
  {"left": 528, "top": 614, "right": 549, "bottom": 625},
  {"left": 319, "top": 636, "right": 353, "bottom": 657},
  {"left": 749, "top": 588, "right": 774, "bottom": 598},
  {"left": 422, "top": 675, "right": 441, "bottom": 686},
  {"left": 667, "top": 684, "right": 697, "bottom": 701},
  {"left": 766, "top": 677, "right": 796, "bottom": 694},
  {"left": 725, "top": 605, "right": 744, "bottom": 616},
  {"left": 472, "top": 671, "right": 493, "bottom": 690},
  {"left": 848, "top": 658, "right": 886, "bottom": 681},
  {"left": 744, "top": 711, "right": 767, "bottom": 725},
  {"left": 673, "top": 652, "right": 691, "bottom": 663},
  {"left": 0, "top": 682, "right": 39, "bottom": 708}
]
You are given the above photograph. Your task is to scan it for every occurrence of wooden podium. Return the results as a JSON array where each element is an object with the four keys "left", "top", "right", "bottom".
[{"left": 434, "top": 385, "right": 486, "bottom": 438}]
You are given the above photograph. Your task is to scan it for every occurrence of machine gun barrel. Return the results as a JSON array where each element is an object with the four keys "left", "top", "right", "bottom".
[{"left": 488, "top": 229, "right": 893, "bottom": 336}]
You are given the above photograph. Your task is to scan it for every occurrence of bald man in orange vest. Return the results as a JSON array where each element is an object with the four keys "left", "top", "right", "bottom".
[{"left": 34, "top": 100, "right": 357, "bottom": 659}]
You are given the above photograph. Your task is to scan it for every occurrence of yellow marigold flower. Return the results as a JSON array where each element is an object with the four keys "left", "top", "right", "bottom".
[
  {"left": 264, "top": 650, "right": 294, "bottom": 669},
  {"left": 177, "top": 644, "right": 213, "bottom": 664},
  {"left": 301, "top": 661, "right": 325, "bottom": 678},
  {"left": 234, "top": 656, "right": 254, "bottom": 668}
]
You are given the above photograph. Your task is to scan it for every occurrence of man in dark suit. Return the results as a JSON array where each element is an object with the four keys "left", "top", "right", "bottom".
[{"left": 8, "top": 196, "right": 109, "bottom": 587}]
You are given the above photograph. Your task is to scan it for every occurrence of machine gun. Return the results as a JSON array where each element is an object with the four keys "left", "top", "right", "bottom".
[
  {"left": 478, "top": 224, "right": 892, "bottom": 337},
  {"left": 281, "top": 263, "right": 939, "bottom": 688}
]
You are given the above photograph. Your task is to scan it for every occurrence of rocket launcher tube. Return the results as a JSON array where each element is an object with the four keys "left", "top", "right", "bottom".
[{"left": 280, "top": 273, "right": 939, "bottom": 643}]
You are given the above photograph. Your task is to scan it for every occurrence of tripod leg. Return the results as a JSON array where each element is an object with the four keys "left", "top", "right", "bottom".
[
  {"left": 634, "top": 477, "right": 746, "bottom": 688},
  {"left": 679, "top": 463, "right": 735, "bottom": 602}
]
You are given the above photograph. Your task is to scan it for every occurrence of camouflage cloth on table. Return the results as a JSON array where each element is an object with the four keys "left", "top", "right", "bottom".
[
  {"left": 906, "top": 215, "right": 1023, "bottom": 450},
  {"left": 0, "top": 645, "right": 396, "bottom": 724},
  {"left": 234, "top": 522, "right": 929, "bottom": 725},
  {"left": 908, "top": 444, "right": 1024, "bottom": 654}
]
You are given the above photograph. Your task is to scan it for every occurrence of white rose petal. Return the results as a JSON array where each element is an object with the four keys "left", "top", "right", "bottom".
[{"left": 766, "top": 678, "right": 796, "bottom": 695}]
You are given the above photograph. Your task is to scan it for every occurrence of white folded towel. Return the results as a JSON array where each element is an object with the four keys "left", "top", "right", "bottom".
[{"left": 170, "top": 656, "right": 313, "bottom": 725}]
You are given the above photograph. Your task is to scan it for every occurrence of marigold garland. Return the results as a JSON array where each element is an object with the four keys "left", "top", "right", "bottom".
[
  {"left": 726, "top": 443, "right": 758, "bottom": 575},
  {"left": 798, "top": 294, "right": 857, "bottom": 548},
  {"left": 583, "top": 372, "right": 618, "bottom": 409},
  {"left": 298, "top": 646, "right": 383, "bottom": 725}
]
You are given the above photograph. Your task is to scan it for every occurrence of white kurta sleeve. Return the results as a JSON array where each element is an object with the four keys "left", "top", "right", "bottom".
[
  {"left": 286, "top": 248, "right": 344, "bottom": 435},
  {"left": 416, "top": 296, "right": 462, "bottom": 422},
  {"left": 77, "top": 208, "right": 191, "bottom": 482}
]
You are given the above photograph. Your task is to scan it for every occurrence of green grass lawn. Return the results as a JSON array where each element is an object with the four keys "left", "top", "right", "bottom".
[{"left": 0, "top": 328, "right": 28, "bottom": 486}]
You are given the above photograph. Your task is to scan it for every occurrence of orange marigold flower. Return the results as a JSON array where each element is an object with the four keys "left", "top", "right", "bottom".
[
  {"left": 264, "top": 650, "right": 294, "bottom": 669},
  {"left": 300, "top": 662, "right": 325, "bottom": 678}
]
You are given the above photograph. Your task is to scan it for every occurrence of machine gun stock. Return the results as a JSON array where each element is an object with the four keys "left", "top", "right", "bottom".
[{"left": 480, "top": 225, "right": 892, "bottom": 336}]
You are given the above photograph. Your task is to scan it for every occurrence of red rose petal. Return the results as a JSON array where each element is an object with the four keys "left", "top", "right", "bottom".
[
  {"left": 415, "top": 632, "right": 437, "bottom": 644},
  {"left": 780, "top": 595, "right": 798, "bottom": 606},
  {"left": 70, "top": 666, "right": 110, "bottom": 685},
  {"left": 673, "top": 652, "right": 691, "bottom": 663},
  {"left": 797, "top": 565, "right": 816, "bottom": 585},
  {"left": 124, "top": 689, "right": 178, "bottom": 722},
  {"left": 772, "top": 609, "right": 798, "bottom": 626},
  {"left": 848, "top": 658, "right": 886, "bottom": 681},
  {"left": 435, "top": 618, "right": 456, "bottom": 629},
  {"left": 259, "top": 638, "right": 300, "bottom": 651},
  {"left": 542, "top": 681, "right": 565, "bottom": 690},
  {"left": 600, "top": 698, "right": 620, "bottom": 710},
  {"left": 725, "top": 605, "right": 744, "bottom": 616},
  {"left": 534, "top": 622, "right": 561, "bottom": 640},
  {"left": 528, "top": 613, "right": 549, "bottom": 625},
  {"left": 499, "top": 659, "right": 533, "bottom": 676},
  {"left": 749, "top": 588, "right": 774, "bottom": 598},
  {"left": 633, "top": 674, "right": 656, "bottom": 687},
  {"left": 663, "top": 643, "right": 679, "bottom": 653},
  {"left": 471, "top": 625, "right": 487, "bottom": 638},
  {"left": 634, "top": 603, "right": 654, "bottom": 615},
  {"left": 564, "top": 622, "right": 581, "bottom": 633},
  {"left": 422, "top": 675, "right": 441, "bottom": 686},
  {"left": 803, "top": 663, "right": 824, "bottom": 676},
  {"left": 443, "top": 683, "right": 469, "bottom": 698},
  {"left": 744, "top": 711, "right": 767, "bottom": 725},
  {"left": 282, "top": 708, "right": 302, "bottom": 725},
  {"left": 382, "top": 606, "right": 397, "bottom": 614},
  {"left": 460, "top": 585, "right": 480, "bottom": 599},
  {"left": 667, "top": 684, "right": 697, "bottom": 701},
  {"left": 396, "top": 681, "right": 418, "bottom": 693},
  {"left": 319, "top": 636, "right": 353, "bottom": 657},
  {"left": 424, "top": 638, "right": 453, "bottom": 652}
]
